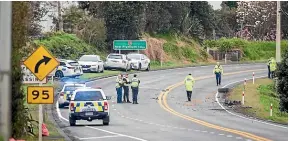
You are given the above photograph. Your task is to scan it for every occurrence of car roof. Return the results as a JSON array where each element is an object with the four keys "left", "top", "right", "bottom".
[
  {"left": 108, "top": 53, "right": 124, "bottom": 56},
  {"left": 74, "top": 88, "right": 103, "bottom": 92},
  {"left": 81, "top": 55, "right": 99, "bottom": 57},
  {"left": 64, "top": 83, "right": 86, "bottom": 87},
  {"left": 127, "top": 53, "right": 142, "bottom": 56}
]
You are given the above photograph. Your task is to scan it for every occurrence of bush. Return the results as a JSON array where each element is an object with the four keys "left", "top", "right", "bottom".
[
  {"left": 33, "top": 32, "right": 103, "bottom": 60},
  {"left": 276, "top": 49, "right": 288, "bottom": 113}
]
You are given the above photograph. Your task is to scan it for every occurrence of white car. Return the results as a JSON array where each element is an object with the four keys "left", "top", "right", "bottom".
[
  {"left": 68, "top": 88, "right": 111, "bottom": 126},
  {"left": 127, "top": 53, "right": 151, "bottom": 71},
  {"left": 58, "top": 83, "right": 86, "bottom": 108},
  {"left": 54, "top": 59, "right": 83, "bottom": 78},
  {"left": 78, "top": 55, "right": 104, "bottom": 73},
  {"left": 104, "top": 53, "right": 131, "bottom": 71}
]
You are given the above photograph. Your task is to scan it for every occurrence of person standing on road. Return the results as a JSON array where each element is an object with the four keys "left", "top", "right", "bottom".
[
  {"left": 213, "top": 62, "right": 223, "bottom": 86},
  {"left": 131, "top": 74, "right": 140, "bottom": 104},
  {"left": 123, "top": 74, "right": 131, "bottom": 103},
  {"left": 267, "top": 57, "right": 273, "bottom": 78},
  {"left": 116, "top": 74, "right": 124, "bottom": 103},
  {"left": 269, "top": 58, "right": 277, "bottom": 79},
  {"left": 184, "top": 74, "right": 195, "bottom": 102}
]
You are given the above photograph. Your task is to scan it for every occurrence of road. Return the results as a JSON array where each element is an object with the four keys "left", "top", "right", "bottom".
[{"left": 56, "top": 63, "right": 288, "bottom": 141}]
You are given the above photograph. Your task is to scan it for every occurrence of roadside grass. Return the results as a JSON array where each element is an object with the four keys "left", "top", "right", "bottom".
[
  {"left": 80, "top": 70, "right": 121, "bottom": 79},
  {"left": 228, "top": 78, "right": 288, "bottom": 124},
  {"left": 21, "top": 83, "right": 65, "bottom": 141}
]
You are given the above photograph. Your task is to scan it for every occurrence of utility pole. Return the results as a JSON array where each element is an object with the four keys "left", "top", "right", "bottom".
[
  {"left": 58, "top": 1, "right": 63, "bottom": 32},
  {"left": 0, "top": 2, "right": 12, "bottom": 141},
  {"left": 276, "top": 1, "right": 281, "bottom": 62}
]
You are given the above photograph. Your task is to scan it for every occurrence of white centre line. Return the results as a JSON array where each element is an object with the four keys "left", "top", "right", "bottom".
[{"left": 76, "top": 135, "right": 122, "bottom": 140}]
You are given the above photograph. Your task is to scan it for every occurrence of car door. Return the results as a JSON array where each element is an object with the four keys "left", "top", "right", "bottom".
[{"left": 140, "top": 55, "right": 148, "bottom": 69}]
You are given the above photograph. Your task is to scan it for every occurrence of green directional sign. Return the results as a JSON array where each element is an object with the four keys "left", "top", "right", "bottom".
[{"left": 113, "top": 40, "right": 147, "bottom": 50}]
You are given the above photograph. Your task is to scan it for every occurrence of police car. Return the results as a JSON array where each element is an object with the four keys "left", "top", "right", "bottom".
[
  {"left": 68, "top": 88, "right": 111, "bottom": 126},
  {"left": 54, "top": 59, "right": 83, "bottom": 78},
  {"left": 58, "top": 83, "right": 86, "bottom": 108}
]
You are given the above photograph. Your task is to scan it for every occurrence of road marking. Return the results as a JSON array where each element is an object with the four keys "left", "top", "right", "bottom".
[
  {"left": 210, "top": 132, "right": 215, "bottom": 134},
  {"left": 227, "top": 135, "right": 233, "bottom": 138},
  {"left": 215, "top": 76, "right": 288, "bottom": 129},
  {"left": 55, "top": 101, "right": 148, "bottom": 141},
  {"left": 158, "top": 69, "right": 274, "bottom": 141},
  {"left": 76, "top": 135, "right": 122, "bottom": 140},
  {"left": 236, "top": 137, "right": 243, "bottom": 140},
  {"left": 219, "top": 134, "right": 225, "bottom": 136},
  {"left": 202, "top": 131, "right": 208, "bottom": 133}
]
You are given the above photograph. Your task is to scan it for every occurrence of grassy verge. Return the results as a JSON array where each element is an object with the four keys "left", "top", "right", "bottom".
[
  {"left": 21, "top": 83, "right": 65, "bottom": 141},
  {"left": 228, "top": 78, "right": 288, "bottom": 124}
]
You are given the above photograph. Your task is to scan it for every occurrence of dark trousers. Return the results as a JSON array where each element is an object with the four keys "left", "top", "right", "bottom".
[
  {"left": 215, "top": 73, "right": 221, "bottom": 85},
  {"left": 271, "top": 71, "right": 275, "bottom": 79},
  {"left": 186, "top": 91, "right": 192, "bottom": 101},
  {"left": 268, "top": 66, "right": 271, "bottom": 78},
  {"left": 131, "top": 87, "right": 138, "bottom": 102},
  {"left": 116, "top": 87, "right": 122, "bottom": 103},
  {"left": 123, "top": 86, "right": 130, "bottom": 102}
]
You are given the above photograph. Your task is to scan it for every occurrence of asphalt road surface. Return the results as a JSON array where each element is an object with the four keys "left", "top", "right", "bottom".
[{"left": 56, "top": 63, "right": 288, "bottom": 141}]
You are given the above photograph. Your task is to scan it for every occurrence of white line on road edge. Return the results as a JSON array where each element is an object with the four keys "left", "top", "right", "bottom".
[
  {"left": 75, "top": 135, "right": 122, "bottom": 140},
  {"left": 55, "top": 101, "right": 148, "bottom": 141},
  {"left": 215, "top": 75, "right": 288, "bottom": 129}
]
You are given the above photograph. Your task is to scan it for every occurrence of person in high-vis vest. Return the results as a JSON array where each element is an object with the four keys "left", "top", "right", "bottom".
[
  {"left": 267, "top": 58, "right": 273, "bottom": 78},
  {"left": 116, "top": 74, "right": 124, "bottom": 103},
  {"left": 269, "top": 58, "right": 277, "bottom": 79},
  {"left": 131, "top": 74, "right": 140, "bottom": 104},
  {"left": 213, "top": 62, "right": 223, "bottom": 86},
  {"left": 123, "top": 74, "right": 131, "bottom": 103},
  {"left": 184, "top": 74, "right": 195, "bottom": 102}
]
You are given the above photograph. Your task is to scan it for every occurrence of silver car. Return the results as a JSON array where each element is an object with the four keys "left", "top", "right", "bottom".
[
  {"left": 127, "top": 53, "right": 150, "bottom": 71},
  {"left": 104, "top": 53, "right": 131, "bottom": 71},
  {"left": 78, "top": 55, "right": 104, "bottom": 73}
]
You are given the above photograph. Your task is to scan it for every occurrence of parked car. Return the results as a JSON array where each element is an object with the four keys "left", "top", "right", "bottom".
[
  {"left": 104, "top": 53, "right": 131, "bottom": 71},
  {"left": 127, "top": 53, "right": 150, "bottom": 71},
  {"left": 78, "top": 55, "right": 104, "bottom": 73},
  {"left": 54, "top": 59, "right": 83, "bottom": 78}
]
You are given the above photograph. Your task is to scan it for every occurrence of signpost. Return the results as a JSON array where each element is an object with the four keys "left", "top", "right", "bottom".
[
  {"left": 23, "top": 45, "right": 59, "bottom": 141},
  {"left": 113, "top": 40, "right": 147, "bottom": 54}
]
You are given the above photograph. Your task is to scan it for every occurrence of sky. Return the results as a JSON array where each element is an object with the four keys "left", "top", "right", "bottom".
[{"left": 40, "top": 1, "right": 223, "bottom": 32}]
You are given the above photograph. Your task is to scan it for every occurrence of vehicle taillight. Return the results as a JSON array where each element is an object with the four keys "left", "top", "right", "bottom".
[
  {"left": 70, "top": 102, "right": 74, "bottom": 111},
  {"left": 104, "top": 102, "right": 108, "bottom": 110},
  {"left": 60, "top": 92, "right": 64, "bottom": 96}
]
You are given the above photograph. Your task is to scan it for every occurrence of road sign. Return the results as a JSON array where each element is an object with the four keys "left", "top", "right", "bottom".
[
  {"left": 23, "top": 45, "right": 59, "bottom": 81},
  {"left": 27, "top": 86, "right": 54, "bottom": 104},
  {"left": 21, "top": 64, "right": 47, "bottom": 84},
  {"left": 113, "top": 40, "right": 147, "bottom": 50}
]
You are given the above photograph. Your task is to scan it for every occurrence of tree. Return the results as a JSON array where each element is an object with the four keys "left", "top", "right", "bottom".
[
  {"left": 27, "top": 1, "right": 48, "bottom": 37},
  {"left": 276, "top": 49, "right": 288, "bottom": 113},
  {"left": 11, "top": 1, "right": 30, "bottom": 137},
  {"left": 223, "top": 1, "right": 238, "bottom": 9},
  {"left": 281, "top": 1, "right": 288, "bottom": 39}
]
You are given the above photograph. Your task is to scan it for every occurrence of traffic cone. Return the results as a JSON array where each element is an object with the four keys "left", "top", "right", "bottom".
[{"left": 42, "top": 123, "right": 49, "bottom": 136}]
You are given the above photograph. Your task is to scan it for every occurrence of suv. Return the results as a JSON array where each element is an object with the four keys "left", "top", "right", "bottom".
[
  {"left": 58, "top": 83, "right": 86, "bottom": 108},
  {"left": 104, "top": 53, "right": 131, "bottom": 71},
  {"left": 127, "top": 53, "right": 150, "bottom": 71},
  {"left": 55, "top": 59, "right": 83, "bottom": 78},
  {"left": 78, "top": 55, "right": 104, "bottom": 73},
  {"left": 69, "top": 88, "right": 111, "bottom": 126}
]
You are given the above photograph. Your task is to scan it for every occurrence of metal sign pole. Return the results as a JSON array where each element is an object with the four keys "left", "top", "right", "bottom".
[
  {"left": 39, "top": 82, "right": 43, "bottom": 141},
  {"left": 0, "top": 2, "right": 12, "bottom": 141}
]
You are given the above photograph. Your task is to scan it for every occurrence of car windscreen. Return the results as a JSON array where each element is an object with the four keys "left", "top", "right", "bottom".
[
  {"left": 68, "top": 62, "right": 79, "bottom": 66},
  {"left": 79, "top": 56, "right": 99, "bottom": 61},
  {"left": 74, "top": 91, "right": 104, "bottom": 101},
  {"left": 127, "top": 54, "right": 140, "bottom": 60},
  {"left": 64, "top": 86, "right": 84, "bottom": 91},
  {"left": 108, "top": 55, "right": 122, "bottom": 59}
]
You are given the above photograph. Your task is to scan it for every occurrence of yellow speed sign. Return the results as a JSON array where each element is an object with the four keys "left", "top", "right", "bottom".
[{"left": 27, "top": 86, "right": 54, "bottom": 104}]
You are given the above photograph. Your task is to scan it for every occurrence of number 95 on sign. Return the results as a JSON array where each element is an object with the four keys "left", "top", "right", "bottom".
[{"left": 27, "top": 86, "right": 54, "bottom": 104}]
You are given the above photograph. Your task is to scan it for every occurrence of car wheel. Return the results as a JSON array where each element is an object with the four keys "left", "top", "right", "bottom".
[
  {"left": 55, "top": 71, "right": 64, "bottom": 78},
  {"left": 146, "top": 64, "right": 150, "bottom": 71},
  {"left": 69, "top": 117, "right": 76, "bottom": 126},
  {"left": 138, "top": 64, "right": 142, "bottom": 71},
  {"left": 103, "top": 116, "right": 110, "bottom": 125}
]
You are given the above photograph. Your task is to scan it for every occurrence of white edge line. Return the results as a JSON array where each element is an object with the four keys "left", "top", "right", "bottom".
[
  {"left": 77, "top": 135, "right": 122, "bottom": 140},
  {"left": 215, "top": 75, "right": 288, "bottom": 129},
  {"left": 55, "top": 101, "right": 148, "bottom": 141}
]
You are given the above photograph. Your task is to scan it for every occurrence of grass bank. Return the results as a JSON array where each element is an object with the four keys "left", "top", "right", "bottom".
[
  {"left": 228, "top": 78, "right": 288, "bottom": 124},
  {"left": 21, "top": 83, "right": 64, "bottom": 141}
]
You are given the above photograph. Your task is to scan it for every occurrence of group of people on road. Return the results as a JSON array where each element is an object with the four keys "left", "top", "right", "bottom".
[
  {"left": 115, "top": 73, "right": 140, "bottom": 104},
  {"left": 267, "top": 57, "right": 277, "bottom": 79}
]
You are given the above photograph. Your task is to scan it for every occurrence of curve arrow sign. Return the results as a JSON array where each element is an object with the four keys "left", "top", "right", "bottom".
[{"left": 34, "top": 56, "right": 51, "bottom": 73}]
